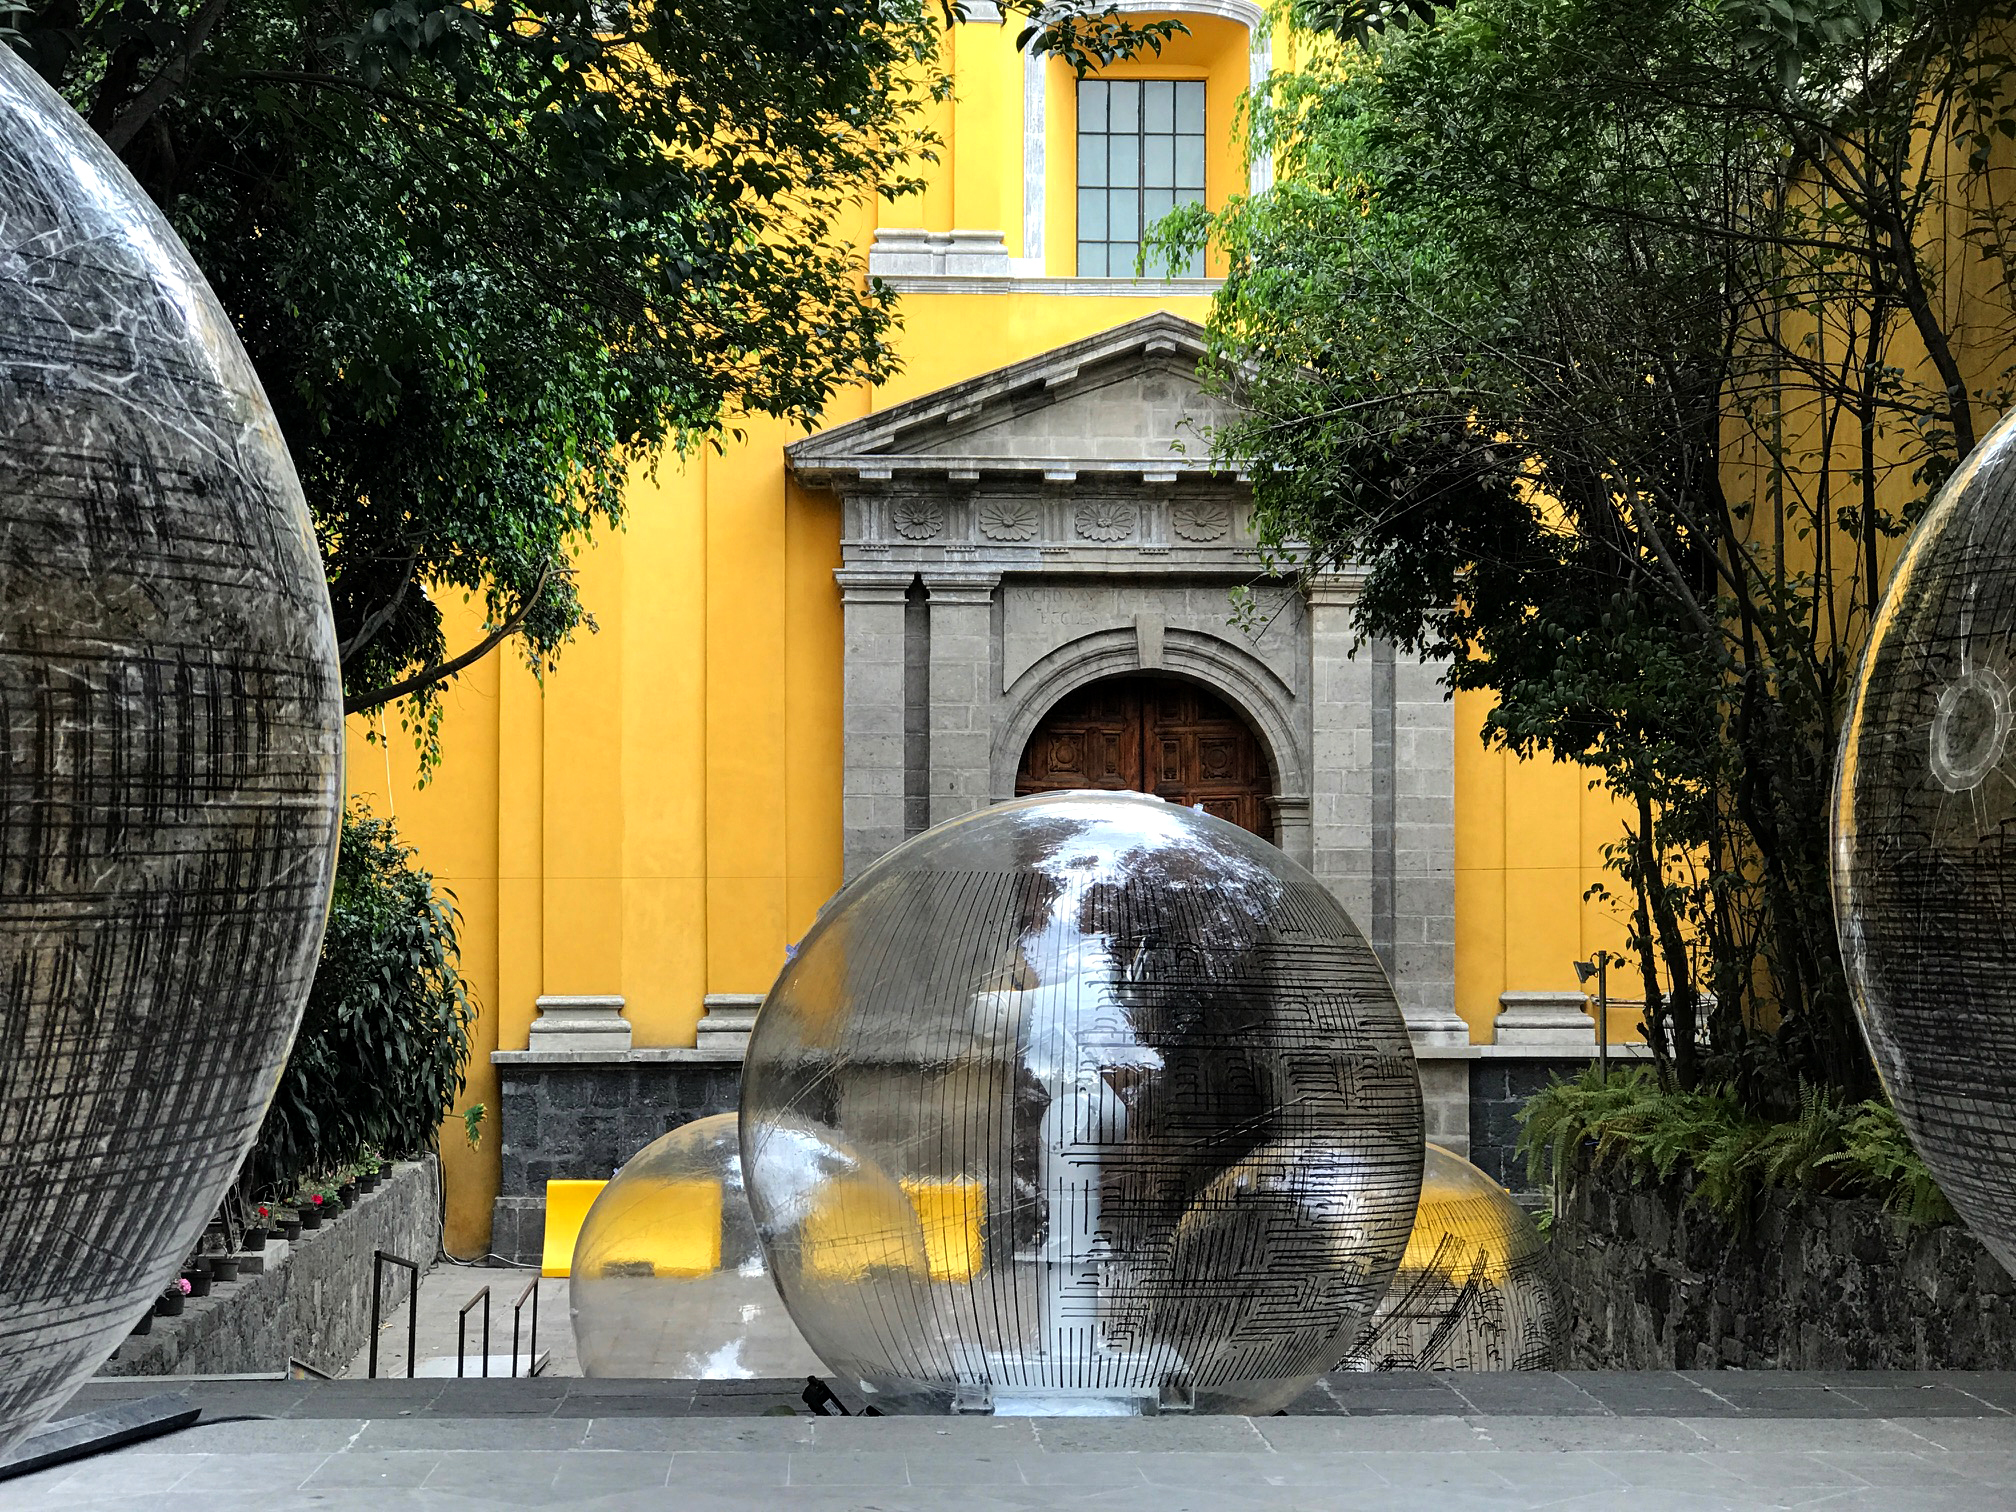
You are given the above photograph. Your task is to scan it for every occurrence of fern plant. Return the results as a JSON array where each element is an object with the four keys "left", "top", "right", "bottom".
[{"left": 1518, "top": 1066, "right": 1954, "bottom": 1230}]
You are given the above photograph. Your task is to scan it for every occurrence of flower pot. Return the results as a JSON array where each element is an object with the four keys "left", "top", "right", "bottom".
[
  {"left": 155, "top": 1292, "right": 184, "bottom": 1318},
  {"left": 357, "top": 1173, "right": 378, "bottom": 1193},
  {"left": 130, "top": 1312, "right": 153, "bottom": 1337},
  {"left": 278, "top": 1218, "right": 302, "bottom": 1241},
  {"left": 244, "top": 1227, "right": 268, "bottom": 1251},
  {"left": 379, "top": 1162, "right": 394, "bottom": 1180},
  {"left": 184, "top": 1272, "right": 210, "bottom": 1298},
  {"left": 298, "top": 1207, "right": 322, "bottom": 1231},
  {"left": 338, "top": 1183, "right": 358, "bottom": 1206},
  {"left": 211, "top": 1256, "right": 239, "bottom": 1282}
]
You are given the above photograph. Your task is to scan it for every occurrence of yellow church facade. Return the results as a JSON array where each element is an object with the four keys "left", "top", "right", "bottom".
[{"left": 347, "top": 7, "right": 1637, "bottom": 1257}]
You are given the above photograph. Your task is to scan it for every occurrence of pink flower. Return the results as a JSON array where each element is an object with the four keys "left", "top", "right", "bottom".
[{"left": 175, "top": 1278, "right": 192, "bottom": 1295}]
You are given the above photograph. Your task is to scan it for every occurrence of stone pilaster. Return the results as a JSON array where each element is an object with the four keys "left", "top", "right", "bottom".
[
  {"left": 1305, "top": 575, "right": 1375, "bottom": 931},
  {"left": 838, "top": 566, "right": 914, "bottom": 879},
  {"left": 923, "top": 572, "right": 1000, "bottom": 828},
  {"left": 1393, "top": 647, "right": 1465, "bottom": 1044}
]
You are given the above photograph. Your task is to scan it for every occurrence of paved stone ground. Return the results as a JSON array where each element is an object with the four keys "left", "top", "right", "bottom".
[{"left": 7, "top": 1373, "right": 2015, "bottom": 1511}]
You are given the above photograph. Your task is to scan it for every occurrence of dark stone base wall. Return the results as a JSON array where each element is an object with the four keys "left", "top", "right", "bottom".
[
  {"left": 1554, "top": 1162, "right": 2016, "bottom": 1369},
  {"left": 1468, "top": 1060, "right": 1566, "bottom": 1194},
  {"left": 101, "top": 1158, "right": 440, "bottom": 1378},
  {"left": 490, "top": 1061, "right": 741, "bottom": 1264}
]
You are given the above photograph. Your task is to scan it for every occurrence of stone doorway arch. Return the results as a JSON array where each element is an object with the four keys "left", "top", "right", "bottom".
[{"left": 1014, "top": 674, "right": 1275, "bottom": 840}]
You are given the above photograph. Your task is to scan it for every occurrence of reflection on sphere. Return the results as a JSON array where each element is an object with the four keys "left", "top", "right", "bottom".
[
  {"left": 1343, "top": 1144, "right": 1563, "bottom": 1371},
  {"left": 740, "top": 791, "right": 1424, "bottom": 1415},
  {"left": 1835, "top": 407, "right": 2016, "bottom": 1277},
  {"left": 569, "top": 1115, "right": 823, "bottom": 1378}
]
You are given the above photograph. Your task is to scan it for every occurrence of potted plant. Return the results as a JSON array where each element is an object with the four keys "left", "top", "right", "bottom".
[
  {"left": 337, "top": 1178, "right": 359, "bottom": 1207},
  {"left": 211, "top": 1253, "right": 240, "bottom": 1282},
  {"left": 378, "top": 1159, "right": 394, "bottom": 1181},
  {"left": 184, "top": 1260, "right": 211, "bottom": 1298},
  {"left": 275, "top": 1210, "right": 302, "bottom": 1242},
  {"left": 130, "top": 1311, "right": 153, "bottom": 1337},
  {"left": 356, "top": 1167, "right": 378, "bottom": 1194},
  {"left": 243, "top": 1205, "right": 271, "bottom": 1251},
  {"left": 155, "top": 1278, "right": 190, "bottom": 1317},
  {"left": 297, "top": 1193, "right": 325, "bottom": 1230}
]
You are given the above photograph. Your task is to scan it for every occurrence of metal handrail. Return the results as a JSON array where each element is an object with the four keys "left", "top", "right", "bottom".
[
  {"left": 510, "top": 1277, "right": 539, "bottom": 1378},
  {"left": 369, "top": 1251, "right": 421, "bottom": 1379},
  {"left": 457, "top": 1286, "right": 492, "bottom": 1378}
]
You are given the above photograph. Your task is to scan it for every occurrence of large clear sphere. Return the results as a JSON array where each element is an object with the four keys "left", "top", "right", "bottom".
[
  {"left": 0, "top": 52, "right": 340, "bottom": 1454},
  {"left": 740, "top": 791, "right": 1424, "bottom": 1415},
  {"left": 569, "top": 1115, "right": 823, "bottom": 1378},
  {"left": 1835, "top": 406, "right": 2016, "bottom": 1275},
  {"left": 1343, "top": 1144, "right": 1563, "bottom": 1371}
]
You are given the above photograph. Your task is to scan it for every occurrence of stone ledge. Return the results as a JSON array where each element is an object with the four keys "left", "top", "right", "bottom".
[{"left": 491, "top": 1044, "right": 747, "bottom": 1067}]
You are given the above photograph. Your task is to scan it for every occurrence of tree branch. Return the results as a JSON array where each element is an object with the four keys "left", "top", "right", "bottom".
[
  {"left": 99, "top": 0, "right": 234, "bottom": 153},
  {"left": 343, "top": 561, "right": 554, "bottom": 716}
]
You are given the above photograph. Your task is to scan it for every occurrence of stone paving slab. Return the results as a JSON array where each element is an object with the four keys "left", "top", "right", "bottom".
[{"left": 5, "top": 1376, "right": 2016, "bottom": 1511}]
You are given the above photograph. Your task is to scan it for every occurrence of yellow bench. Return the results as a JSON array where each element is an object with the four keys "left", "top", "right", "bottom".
[{"left": 540, "top": 1179, "right": 607, "bottom": 1278}]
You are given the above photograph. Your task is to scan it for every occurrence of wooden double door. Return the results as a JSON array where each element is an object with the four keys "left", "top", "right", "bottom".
[{"left": 1014, "top": 676, "right": 1273, "bottom": 839}]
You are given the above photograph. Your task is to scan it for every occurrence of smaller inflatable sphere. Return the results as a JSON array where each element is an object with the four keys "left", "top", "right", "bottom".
[
  {"left": 569, "top": 1115, "right": 823, "bottom": 1378},
  {"left": 1343, "top": 1144, "right": 1563, "bottom": 1372},
  {"left": 1834, "top": 406, "right": 2016, "bottom": 1278},
  {"left": 741, "top": 790, "right": 1425, "bottom": 1415}
]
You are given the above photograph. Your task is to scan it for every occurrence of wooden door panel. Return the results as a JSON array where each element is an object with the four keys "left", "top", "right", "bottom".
[{"left": 1015, "top": 676, "right": 1272, "bottom": 841}]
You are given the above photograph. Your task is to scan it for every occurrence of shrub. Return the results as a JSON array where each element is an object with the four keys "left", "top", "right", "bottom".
[
  {"left": 1518, "top": 1066, "right": 1953, "bottom": 1230},
  {"left": 245, "top": 805, "right": 475, "bottom": 1197}
]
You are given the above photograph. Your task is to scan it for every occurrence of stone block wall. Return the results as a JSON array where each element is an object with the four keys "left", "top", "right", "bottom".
[
  {"left": 101, "top": 1158, "right": 440, "bottom": 1378},
  {"left": 1468, "top": 1060, "right": 1569, "bottom": 1194},
  {"left": 489, "top": 1058, "right": 742, "bottom": 1264},
  {"left": 1553, "top": 1161, "right": 2016, "bottom": 1369}
]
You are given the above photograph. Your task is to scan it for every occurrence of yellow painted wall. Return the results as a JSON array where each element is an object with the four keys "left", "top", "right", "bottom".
[{"left": 345, "top": 14, "right": 1635, "bottom": 1254}]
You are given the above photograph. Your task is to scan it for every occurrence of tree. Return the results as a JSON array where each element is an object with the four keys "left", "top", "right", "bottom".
[
  {"left": 11, "top": 0, "right": 1178, "bottom": 764},
  {"left": 246, "top": 806, "right": 475, "bottom": 1196},
  {"left": 1178, "top": 0, "right": 2016, "bottom": 1102}
]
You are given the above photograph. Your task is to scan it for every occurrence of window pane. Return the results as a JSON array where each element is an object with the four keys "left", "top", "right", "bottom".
[
  {"left": 1143, "top": 188, "right": 1174, "bottom": 226},
  {"left": 1079, "top": 80, "right": 1107, "bottom": 133},
  {"left": 1080, "top": 132, "right": 1107, "bottom": 187},
  {"left": 1144, "top": 80, "right": 1174, "bottom": 134},
  {"left": 1175, "top": 134, "right": 1205, "bottom": 188},
  {"left": 1176, "top": 81, "right": 1205, "bottom": 132},
  {"left": 1144, "top": 135, "right": 1174, "bottom": 188},
  {"left": 1078, "top": 188, "right": 1107, "bottom": 240},
  {"left": 1110, "top": 80, "right": 1140, "bottom": 133},
  {"left": 1109, "top": 136, "right": 1138, "bottom": 188},
  {"left": 1110, "top": 240, "right": 1140, "bottom": 277},
  {"left": 1174, "top": 185, "right": 1206, "bottom": 208},
  {"left": 1079, "top": 242, "right": 1105, "bottom": 277},
  {"left": 1110, "top": 189, "right": 1139, "bottom": 240},
  {"left": 1182, "top": 246, "right": 1204, "bottom": 278}
]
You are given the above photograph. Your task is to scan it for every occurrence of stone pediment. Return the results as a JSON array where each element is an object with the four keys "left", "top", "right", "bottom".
[{"left": 787, "top": 313, "right": 1241, "bottom": 485}]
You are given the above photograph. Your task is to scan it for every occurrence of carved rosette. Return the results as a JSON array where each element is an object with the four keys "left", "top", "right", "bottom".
[
  {"left": 978, "top": 497, "right": 1039, "bottom": 542},
  {"left": 1074, "top": 499, "right": 1137, "bottom": 543},
  {"left": 890, "top": 497, "right": 945, "bottom": 540},
  {"left": 1171, "top": 498, "right": 1230, "bottom": 542}
]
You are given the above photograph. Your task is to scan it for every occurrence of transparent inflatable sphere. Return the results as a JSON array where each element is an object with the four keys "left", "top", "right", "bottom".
[
  {"left": 0, "top": 51, "right": 340, "bottom": 1454},
  {"left": 740, "top": 791, "right": 1424, "bottom": 1415},
  {"left": 569, "top": 1115, "right": 823, "bottom": 1378},
  {"left": 1835, "top": 407, "right": 2016, "bottom": 1276},
  {"left": 1343, "top": 1144, "right": 1563, "bottom": 1371}
]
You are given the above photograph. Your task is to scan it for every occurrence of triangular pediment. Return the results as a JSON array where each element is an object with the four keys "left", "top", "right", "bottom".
[{"left": 788, "top": 313, "right": 1241, "bottom": 484}]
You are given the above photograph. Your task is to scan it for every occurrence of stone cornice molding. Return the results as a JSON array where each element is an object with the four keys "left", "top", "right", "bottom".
[{"left": 834, "top": 566, "right": 916, "bottom": 602}]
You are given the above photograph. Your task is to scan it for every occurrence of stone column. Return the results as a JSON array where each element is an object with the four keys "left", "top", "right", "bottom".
[
  {"left": 923, "top": 571, "right": 1001, "bottom": 828},
  {"left": 1394, "top": 648, "right": 1466, "bottom": 1046},
  {"left": 838, "top": 566, "right": 914, "bottom": 879},
  {"left": 1306, "top": 575, "right": 1375, "bottom": 931}
]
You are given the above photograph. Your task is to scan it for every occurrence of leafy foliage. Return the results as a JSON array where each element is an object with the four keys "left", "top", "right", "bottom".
[
  {"left": 247, "top": 807, "right": 475, "bottom": 1197},
  {"left": 1519, "top": 1067, "right": 1956, "bottom": 1229},
  {"left": 11, "top": 0, "right": 1179, "bottom": 766},
  {"left": 1179, "top": 0, "right": 2016, "bottom": 1104}
]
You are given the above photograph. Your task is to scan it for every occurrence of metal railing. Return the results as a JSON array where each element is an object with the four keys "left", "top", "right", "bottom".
[
  {"left": 456, "top": 1286, "right": 492, "bottom": 1378},
  {"left": 368, "top": 1251, "right": 420, "bottom": 1379},
  {"left": 510, "top": 1277, "right": 539, "bottom": 1378}
]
